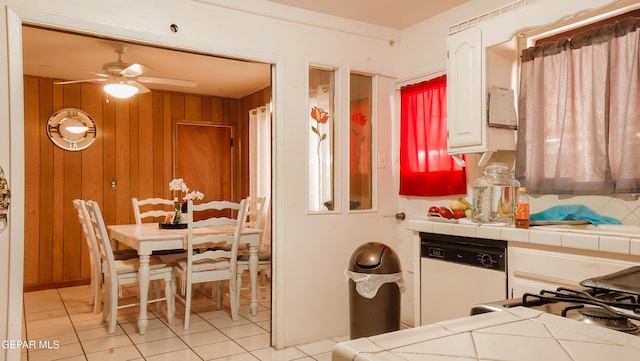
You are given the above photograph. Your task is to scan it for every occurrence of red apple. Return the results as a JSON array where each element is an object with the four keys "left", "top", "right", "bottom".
[
  {"left": 428, "top": 206, "right": 440, "bottom": 216},
  {"left": 438, "top": 206, "right": 453, "bottom": 219},
  {"left": 452, "top": 209, "right": 466, "bottom": 219}
]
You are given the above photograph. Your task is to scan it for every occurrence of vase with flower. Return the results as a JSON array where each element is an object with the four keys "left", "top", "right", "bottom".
[{"left": 167, "top": 178, "right": 205, "bottom": 225}]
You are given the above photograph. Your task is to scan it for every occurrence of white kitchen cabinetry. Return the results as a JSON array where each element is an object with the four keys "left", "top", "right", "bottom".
[
  {"left": 446, "top": 28, "right": 482, "bottom": 150},
  {"left": 508, "top": 243, "right": 638, "bottom": 298}
]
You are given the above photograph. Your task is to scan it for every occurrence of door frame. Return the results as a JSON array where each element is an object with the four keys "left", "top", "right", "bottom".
[{"left": 7, "top": 6, "right": 284, "bottom": 354}]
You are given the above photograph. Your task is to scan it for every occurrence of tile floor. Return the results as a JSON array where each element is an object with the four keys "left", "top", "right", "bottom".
[{"left": 21, "top": 275, "right": 348, "bottom": 361}]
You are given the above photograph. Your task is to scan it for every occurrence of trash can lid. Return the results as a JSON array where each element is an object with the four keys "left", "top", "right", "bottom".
[{"left": 349, "top": 242, "right": 401, "bottom": 274}]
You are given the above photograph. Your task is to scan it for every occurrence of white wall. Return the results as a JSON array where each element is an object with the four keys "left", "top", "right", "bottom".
[{"left": 0, "top": 0, "right": 401, "bottom": 357}]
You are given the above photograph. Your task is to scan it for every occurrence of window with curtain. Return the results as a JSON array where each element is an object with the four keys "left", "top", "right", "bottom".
[
  {"left": 516, "top": 17, "right": 640, "bottom": 194},
  {"left": 399, "top": 75, "right": 466, "bottom": 196}
]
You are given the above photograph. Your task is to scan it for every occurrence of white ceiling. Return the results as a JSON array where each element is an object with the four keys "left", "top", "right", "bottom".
[
  {"left": 22, "top": 1, "right": 466, "bottom": 99},
  {"left": 266, "top": 0, "right": 469, "bottom": 29},
  {"left": 22, "top": 26, "right": 272, "bottom": 99}
]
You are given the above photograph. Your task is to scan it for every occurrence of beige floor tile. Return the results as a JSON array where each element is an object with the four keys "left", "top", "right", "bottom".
[
  {"left": 136, "top": 337, "right": 189, "bottom": 357},
  {"left": 127, "top": 324, "right": 177, "bottom": 344},
  {"left": 77, "top": 324, "right": 125, "bottom": 341},
  {"left": 145, "top": 348, "right": 205, "bottom": 361},
  {"left": 296, "top": 339, "right": 337, "bottom": 356},
  {"left": 26, "top": 315, "right": 75, "bottom": 339},
  {"left": 167, "top": 317, "right": 218, "bottom": 336},
  {"left": 234, "top": 333, "right": 271, "bottom": 351},
  {"left": 24, "top": 307, "right": 68, "bottom": 322},
  {"left": 81, "top": 333, "right": 134, "bottom": 354},
  {"left": 256, "top": 320, "right": 270, "bottom": 332},
  {"left": 313, "top": 351, "right": 333, "bottom": 361},
  {"left": 209, "top": 314, "right": 252, "bottom": 329},
  {"left": 220, "top": 323, "right": 268, "bottom": 339},
  {"left": 72, "top": 316, "right": 111, "bottom": 332},
  {"left": 250, "top": 346, "right": 308, "bottom": 361},
  {"left": 120, "top": 317, "right": 170, "bottom": 335},
  {"left": 192, "top": 339, "right": 247, "bottom": 360},
  {"left": 85, "top": 345, "right": 143, "bottom": 361},
  {"left": 179, "top": 329, "right": 230, "bottom": 347}
]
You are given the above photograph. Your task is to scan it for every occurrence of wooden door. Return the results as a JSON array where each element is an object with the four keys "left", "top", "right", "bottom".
[{"left": 175, "top": 123, "right": 233, "bottom": 217}]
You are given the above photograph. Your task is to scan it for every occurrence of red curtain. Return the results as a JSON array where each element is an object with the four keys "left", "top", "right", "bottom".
[{"left": 400, "top": 75, "right": 466, "bottom": 196}]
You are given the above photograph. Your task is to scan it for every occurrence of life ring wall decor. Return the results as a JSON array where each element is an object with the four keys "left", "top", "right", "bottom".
[
  {"left": 46, "top": 108, "right": 97, "bottom": 151},
  {"left": 0, "top": 166, "right": 9, "bottom": 233}
]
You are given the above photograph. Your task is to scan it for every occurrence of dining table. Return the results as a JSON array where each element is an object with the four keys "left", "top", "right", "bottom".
[{"left": 107, "top": 223, "right": 262, "bottom": 334}]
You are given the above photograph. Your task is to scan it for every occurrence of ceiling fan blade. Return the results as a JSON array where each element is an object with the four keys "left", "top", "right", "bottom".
[
  {"left": 55, "top": 78, "right": 107, "bottom": 85},
  {"left": 137, "top": 76, "right": 197, "bottom": 88},
  {"left": 128, "top": 80, "right": 151, "bottom": 94},
  {"left": 121, "top": 63, "right": 151, "bottom": 78},
  {"left": 40, "top": 65, "right": 109, "bottom": 78}
]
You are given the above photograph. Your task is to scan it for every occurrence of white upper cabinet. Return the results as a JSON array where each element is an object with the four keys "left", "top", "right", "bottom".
[
  {"left": 446, "top": 28, "right": 482, "bottom": 150},
  {"left": 446, "top": 26, "right": 517, "bottom": 159}
]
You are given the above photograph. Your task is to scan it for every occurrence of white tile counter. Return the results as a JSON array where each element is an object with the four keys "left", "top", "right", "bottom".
[
  {"left": 408, "top": 219, "right": 640, "bottom": 256},
  {"left": 332, "top": 307, "right": 640, "bottom": 361}
]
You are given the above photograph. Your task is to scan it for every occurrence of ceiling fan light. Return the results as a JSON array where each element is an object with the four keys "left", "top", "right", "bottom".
[{"left": 104, "top": 82, "right": 139, "bottom": 99}]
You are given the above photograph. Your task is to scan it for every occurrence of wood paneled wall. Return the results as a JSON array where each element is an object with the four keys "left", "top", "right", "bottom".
[{"left": 23, "top": 75, "right": 271, "bottom": 290}]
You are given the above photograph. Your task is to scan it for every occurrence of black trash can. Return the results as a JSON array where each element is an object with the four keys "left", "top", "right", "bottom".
[{"left": 346, "top": 242, "right": 402, "bottom": 339}]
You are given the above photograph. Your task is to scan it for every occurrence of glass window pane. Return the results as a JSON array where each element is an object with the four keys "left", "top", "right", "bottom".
[
  {"left": 349, "top": 73, "right": 372, "bottom": 210},
  {"left": 308, "top": 68, "right": 335, "bottom": 212}
]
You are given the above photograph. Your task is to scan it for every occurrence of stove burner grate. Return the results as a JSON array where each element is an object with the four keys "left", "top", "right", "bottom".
[
  {"left": 572, "top": 305, "right": 640, "bottom": 333},
  {"left": 518, "top": 287, "right": 640, "bottom": 334}
]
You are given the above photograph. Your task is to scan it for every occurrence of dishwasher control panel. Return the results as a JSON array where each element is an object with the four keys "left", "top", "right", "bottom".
[{"left": 420, "top": 233, "right": 506, "bottom": 272}]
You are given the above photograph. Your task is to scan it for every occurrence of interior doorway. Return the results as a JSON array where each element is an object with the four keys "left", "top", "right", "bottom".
[{"left": 19, "top": 23, "right": 274, "bottom": 343}]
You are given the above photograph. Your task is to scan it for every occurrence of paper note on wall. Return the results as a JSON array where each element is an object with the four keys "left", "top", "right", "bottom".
[{"left": 488, "top": 86, "right": 517, "bottom": 129}]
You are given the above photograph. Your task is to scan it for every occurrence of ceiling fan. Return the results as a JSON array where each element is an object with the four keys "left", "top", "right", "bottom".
[{"left": 55, "top": 43, "right": 197, "bottom": 98}]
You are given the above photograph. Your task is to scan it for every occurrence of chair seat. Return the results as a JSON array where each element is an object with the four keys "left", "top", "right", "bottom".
[
  {"left": 174, "top": 258, "right": 230, "bottom": 272},
  {"left": 237, "top": 250, "right": 270, "bottom": 262},
  {"left": 115, "top": 255, "right": 168, "bottom": 274},
  {"left": 113, "top": 248, "right": 139, "bottom": 260}
]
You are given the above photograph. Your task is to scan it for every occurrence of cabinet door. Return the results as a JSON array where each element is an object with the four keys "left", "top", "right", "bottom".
[{"left": 447, "top": 28, "right": 482, "bottom": 150}]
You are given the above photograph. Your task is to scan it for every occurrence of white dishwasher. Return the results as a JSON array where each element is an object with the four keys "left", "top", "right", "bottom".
[{"left": 420, "top": 232, "right": 507, "bottom": 325}]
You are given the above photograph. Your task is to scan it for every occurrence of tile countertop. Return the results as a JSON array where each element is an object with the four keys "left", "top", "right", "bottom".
[
  {"left": 408, "top": 219, "right": 640, "bottom": 256},
  {"left": 332, "top": 307, "right": 640, "bottom": 361}
]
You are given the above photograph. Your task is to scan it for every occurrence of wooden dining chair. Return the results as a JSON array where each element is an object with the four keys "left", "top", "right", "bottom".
[
  {"left": 86, "top": 200, "right": 174, "bottom": 334},
  {"left": 171, "top": 198, "right": 248, "bottom": 329},
  {"left": 132, "top": 197, "right": 188, "bottom": 262},
  {"left": 132, "top": 197, "right": 175, "bottom": 224},
  {"left": 236, "top": 196, "right": 271, "bottom": 303},
  {"left": 72, "top": 199, "right": 103, "bottom": 314}
]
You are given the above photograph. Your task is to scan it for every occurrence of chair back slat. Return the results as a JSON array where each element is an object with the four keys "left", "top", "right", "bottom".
[
  {"left": 86, "top": 201, "right": 118, "bottom": 281},
  {"left": 132, "top": 197, "right": 174, "bottom": 224}
]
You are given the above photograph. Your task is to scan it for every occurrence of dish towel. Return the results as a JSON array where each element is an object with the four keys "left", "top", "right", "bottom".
[{"left": 530, "top": 205, "right": 621, "bottom": 225}]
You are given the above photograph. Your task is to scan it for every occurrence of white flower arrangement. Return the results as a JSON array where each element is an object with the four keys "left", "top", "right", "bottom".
[
  {"left": 169, "top": 178, "right": 205, "bottom": 202},
  {"left": 183, "top": 190, "right": 205, "bottom": 201}
]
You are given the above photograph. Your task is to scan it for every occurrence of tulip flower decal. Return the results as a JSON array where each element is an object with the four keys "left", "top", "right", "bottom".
[
  {"left": 310, "top": 106, "right": 330, "bottom": 156},
  {"left": 311, "top": 106, "right": 329, "bottom": 142}
]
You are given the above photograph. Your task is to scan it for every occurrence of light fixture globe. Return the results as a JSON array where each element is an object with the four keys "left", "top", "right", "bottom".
[{"left": 104, "top": 82, "right": 139, "bottom": 99}]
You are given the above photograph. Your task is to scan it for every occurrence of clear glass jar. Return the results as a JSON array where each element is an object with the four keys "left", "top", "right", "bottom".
[{"left": 472, "top": 163, "right": 520, "bottom": 224}]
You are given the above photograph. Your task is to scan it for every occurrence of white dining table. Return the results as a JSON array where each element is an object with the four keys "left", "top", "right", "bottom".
[{"left": 107, "top": 223, "right": 261, "bottom": 334}]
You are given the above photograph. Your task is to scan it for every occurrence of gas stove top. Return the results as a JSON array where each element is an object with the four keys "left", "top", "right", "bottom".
[{"left": 472, "top": 286, "right": 640, "bottom": 335}]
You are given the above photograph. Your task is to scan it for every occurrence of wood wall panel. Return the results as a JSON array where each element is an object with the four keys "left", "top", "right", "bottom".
[{"left": 23, "top": 75, "right": 269, "bottom": 291}]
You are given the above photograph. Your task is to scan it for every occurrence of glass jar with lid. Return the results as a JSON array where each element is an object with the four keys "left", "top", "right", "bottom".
[{"left": 472, "top": 162, "right": 520, "bottom": 224}]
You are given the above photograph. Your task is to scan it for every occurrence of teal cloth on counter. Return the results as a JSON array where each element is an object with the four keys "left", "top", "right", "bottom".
[{"left": 530, "top": 205, "right": 621, "bottom": 225}]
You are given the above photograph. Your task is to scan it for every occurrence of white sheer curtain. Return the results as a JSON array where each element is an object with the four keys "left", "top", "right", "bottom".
[
  {"left": 516, "top": 17, "right": 640, "bottom": 194},
  {"left": 249, "top": 105, "right": 271, "bottom": 200},
  {"left": 249, "top": 104, "right": 272, "bottom": 247}
]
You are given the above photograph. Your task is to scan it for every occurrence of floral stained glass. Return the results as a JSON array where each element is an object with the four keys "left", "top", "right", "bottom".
[
  {"left": 308, "top": 68, "right": 335, "bottom": 212},
  {"left": 349, "top": 73, "right": 372, "bottom": 210}
]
